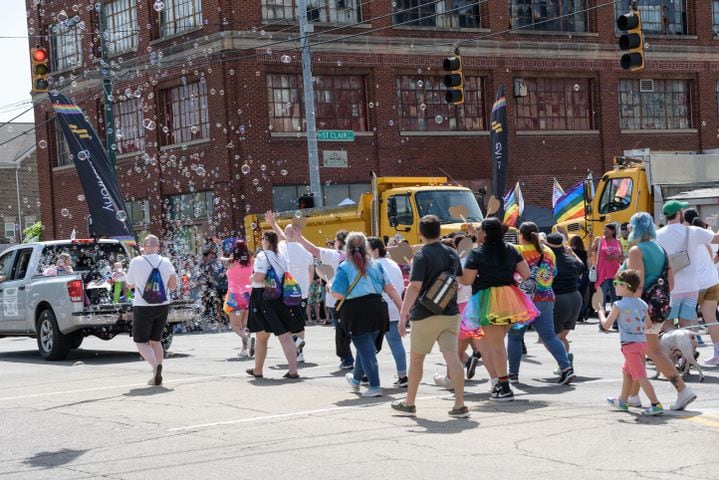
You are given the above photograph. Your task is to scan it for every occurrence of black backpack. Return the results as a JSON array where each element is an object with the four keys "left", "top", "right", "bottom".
[{"left": 642, "top": 249, "right": 671, "bottom": 323}]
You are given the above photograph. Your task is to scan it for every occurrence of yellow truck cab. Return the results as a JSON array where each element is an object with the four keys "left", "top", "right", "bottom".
[
  {"left": 556, "top": 149, "right": 719, "bottom": 248},
  {"left": 244, "top": 175, "right": 484, "bottom": 251}
]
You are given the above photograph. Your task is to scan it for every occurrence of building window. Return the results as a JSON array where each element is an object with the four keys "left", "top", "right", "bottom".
[
  {"left": 49, "top": 23, "right": 82, "bottom": 71},
  {"left": 160, "top": 0, "right": 202, "bottom": 37},
  {"left": 510, "top": 0, "right": 588, "bottom": 32},
  {"left": 396, "top": 75, "right": 486, "bottom": 131},
  {"left": 104, "top": 0, "right": 138, "bottom": 54},
  {"left": 393, "top": 0, "right": 481, "bottom": 28},
  {"left": 262, "top": 0, "right": 361, "bottom": 24},
  {"left": 53, "top": 119, "right": 72, "bottom": 167},
  {"left": 124, "top": 199, "right": 150, "bottom": 226},
  {"left": 24, "top": 216, "right": 37, "bottom": 228},
  {"left": 616, "top": 0, "right": 687, "bottom": 35},
  {"left": 4, "top": 221, "right": 16, "bottom": 242},
  {"left": 267, "top": 74, "right": 368, "bottom": 132},
  {"left": 714, "top": 0, "right": 719, "bottom": 33},
  {"left": 272, "top": 184, "right": 369, "bottom": 211},
  {"left": 158, "top": 81, "right": 210, "bottom": 146},
  {"left": 166, "top": 192, "right": 214, "bottom": 222},
  {"left": 515, "top": 78, "right": 596, "bottom": 130},
  {"left": 619, "top": 79, "right": 691, "bottom": 130},
  {"left": 114, "top": 98, "right": 145, "bottom": 154}
]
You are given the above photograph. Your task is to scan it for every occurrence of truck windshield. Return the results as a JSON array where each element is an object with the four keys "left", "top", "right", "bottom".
[
  {"left": 598, "top": 178, "right": 633, "bottom": 214},
  {"left": 415, "top": 190, "right": 484, "bottom": 224},
  {"left": 38, "top": 243, "right": 133, "bottom": 276}
]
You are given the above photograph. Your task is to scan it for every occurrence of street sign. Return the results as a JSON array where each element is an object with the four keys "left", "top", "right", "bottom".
[
  {"left": 323, "top": 150, "right": 348, "bottom": 168},
  {"left": 317, "top": 130, "right": 354, "bottom": 142}
]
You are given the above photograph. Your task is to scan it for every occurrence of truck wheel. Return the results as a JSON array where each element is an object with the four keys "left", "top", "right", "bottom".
[
  {"left": 69, "top": 332, "right": 84, "bottom": 350},
  {"left": 37, "top": 309, "right": 71, "bottom": 361},
  {"left": 160, "top": 325, "right": 173, "bottom": 357}
]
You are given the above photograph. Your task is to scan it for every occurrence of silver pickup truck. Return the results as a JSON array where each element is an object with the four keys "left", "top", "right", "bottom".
[{"left": 0, "top": 239, "right": 198, "bottom": 360}]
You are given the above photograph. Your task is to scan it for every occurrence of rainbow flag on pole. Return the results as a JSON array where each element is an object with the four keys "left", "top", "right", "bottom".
[
  {"left": 552, "top": 178, "right": 565, "bottom": 208},
  {"left": 554, "top": 181, "right": 585, "bottom": 223},
  {"left": 503, "top": 182, "right": 524, "bottom": 227}
]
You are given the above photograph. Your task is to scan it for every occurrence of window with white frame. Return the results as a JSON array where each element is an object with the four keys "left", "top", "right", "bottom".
[
  {"left": 615, "top": 0, "right": 687, "bottom": 35},
  {"left": 393, "top": 0, "right": 481, "bottom": 29},
  {"left": 4, "top": 220, "right": 16, "bottom": 242},
  {"left": 23, "top": 216, "right": 36, "bottom": 229},
  {"left": 618, "top": 79, "right": 691, "bottom": 130},
  {"left": 510, "top": 0, "right": 588, "bottom": 32},
  {"left": 49, "top": 22, "right": 82, "bottom": 71},
  {"left": 262, "top": 0, "right": 361, "bottom": 24},
  {"left": 114, "top": 97, "right": 145, "bottom": 154},
  {"left": 158, "top": 81, "right": 210, "bottom": 146},
  {"left": 160, "top": 0, "right": 202, "bottom": 37},
  {"left": 104, "top": 0, "right": 138, "bottom": 54},
  {"left": 166, "top": 192, "right": 214, "bottom": 221},
  {"left": 515, "top": 77, "right": 596, "bottom": 130},
  {"left": 54, "top": 119, "right": 72, "bottom": 167}
]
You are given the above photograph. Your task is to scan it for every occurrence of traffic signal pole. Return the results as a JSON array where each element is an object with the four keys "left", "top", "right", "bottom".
[
  {"left": 297, "top": 0, "right": 323, "bottom": 208},
  {"left": 98, "top": 4, "right": 117, "bottom": 170}
]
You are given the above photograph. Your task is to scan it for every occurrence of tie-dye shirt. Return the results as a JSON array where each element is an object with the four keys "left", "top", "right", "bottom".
[{"left": 515, "top": 244, "right": 557, "bottom": 302}]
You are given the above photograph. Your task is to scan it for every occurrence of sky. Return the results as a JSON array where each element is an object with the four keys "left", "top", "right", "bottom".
[{"left": 0, "top": 1, "right": 33, "bottom": 123}]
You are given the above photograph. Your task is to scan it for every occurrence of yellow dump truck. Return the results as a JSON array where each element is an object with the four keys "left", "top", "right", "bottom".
[
  {"left": 556, "top": 149, "right": 719, "bottom": 247},
  {"left": 244, "top": 174, "right": 484, "bottom": 251}
]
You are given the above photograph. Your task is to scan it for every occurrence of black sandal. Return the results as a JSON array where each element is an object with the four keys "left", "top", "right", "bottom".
[
  {"left": 283, "top": 372, "right": 300, "bottom": 379},
  {"left": 246, "top": 368, "right": 263, "bottom": 378}
]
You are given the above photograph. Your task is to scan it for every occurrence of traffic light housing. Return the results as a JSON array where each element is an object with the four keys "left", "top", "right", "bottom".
[
  {"left": 298, "top": 194, "right": 315, "bottom": 210},
  {"left": 442, "top": 54, "right": 464, "bottom": 105},
  {"left": 31, "top": 47, "right": 50, "bottom": 93},
  {"left": 617, "top": 10, "right": 644, "bottom": 72}
]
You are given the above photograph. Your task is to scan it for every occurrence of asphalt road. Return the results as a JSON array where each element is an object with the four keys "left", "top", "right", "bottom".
[{"left": 1, "top": 319, "right": 718, "bottom": 480}]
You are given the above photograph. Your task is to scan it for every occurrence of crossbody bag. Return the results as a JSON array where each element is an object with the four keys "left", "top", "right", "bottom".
[{"left": 668, "top": 226, "right": 691, "bottom": 273}]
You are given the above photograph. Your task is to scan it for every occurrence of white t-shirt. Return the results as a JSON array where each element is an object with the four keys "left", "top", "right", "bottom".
[
  {"left": 656, "top": 223, "right": 715, "bottom": 293},
  {"left": 696, "top": 244, "right": 719, "bottom": 291},
  {"left": 279, "top": 241, "right": 314, "bottom": 299},
  {"left": 252, "top": 250, "right": 287, "bottom": 289},
  {"left": 377, "top": 257, "right": 404, "bottom": 321},
  {"left": 319, "top": 248, "right": 343, "bottom": 308},
  {"left": 126, "top": 254, "right": 177, "bottom": 307},
  {"left": 457, "top": 256, "right": 472, "bottom": 305}
]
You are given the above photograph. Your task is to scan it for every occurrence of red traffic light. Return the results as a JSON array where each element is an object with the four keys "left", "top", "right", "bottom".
[{"left": 33, "top": 48, "right": 47, "bottom": 62}]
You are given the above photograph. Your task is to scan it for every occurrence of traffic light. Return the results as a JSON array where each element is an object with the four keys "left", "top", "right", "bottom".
[
  {"left": 442, "top": 53, "right": 464, "bottom": 105},
  {"left": 617, "top": 10, "right": 644, "bottom": 72},
  {"left": 30, "top": 47, "right": 49, "bottom": 93},
  {"left": 298, "top": 194, "right": 315, "bottom": 209}
]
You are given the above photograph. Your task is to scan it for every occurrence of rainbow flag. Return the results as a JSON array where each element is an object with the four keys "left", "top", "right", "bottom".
[
  {"left": 554, "top": 181, "right": 585, "bottom": 223},
  {"left": 503, "top": 182, "right": 524, "bottom": 227}
]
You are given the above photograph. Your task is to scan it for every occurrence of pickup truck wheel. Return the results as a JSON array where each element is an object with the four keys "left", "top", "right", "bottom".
[
  {"left": 37, "top": 309, "right": 71, "bottom": 361},
  {"left": 160, "top": 325, "right": 173, "bottom": 357},
  {"left": 69, "top": 332, "right": 84, "bottom": 350}
]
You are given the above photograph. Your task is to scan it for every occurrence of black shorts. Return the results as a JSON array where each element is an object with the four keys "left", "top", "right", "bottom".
[{"left": 132, "top": 305, "right": 170, "bottom": 343}]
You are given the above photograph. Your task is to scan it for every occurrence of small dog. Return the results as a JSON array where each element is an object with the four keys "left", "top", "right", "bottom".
[{"left": 653, "top": 329, "right": 704, "bottom": 382}]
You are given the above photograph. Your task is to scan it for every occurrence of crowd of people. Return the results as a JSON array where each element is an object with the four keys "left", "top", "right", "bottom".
[{"left": 123, "top": 201, "right": 719, "bottom": 418}]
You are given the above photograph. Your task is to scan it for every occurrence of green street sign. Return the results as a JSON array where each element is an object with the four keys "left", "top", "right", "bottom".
[{"left": 317, "top": 130, "right": 354, "bottom": 142}]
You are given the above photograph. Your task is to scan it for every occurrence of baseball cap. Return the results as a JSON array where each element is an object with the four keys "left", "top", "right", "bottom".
[
  {"left": 545, "top": 232, "right": 565, "bottom": 247},
  {"left": 662, "top": 200, "right": 689, "bottom": 217}
]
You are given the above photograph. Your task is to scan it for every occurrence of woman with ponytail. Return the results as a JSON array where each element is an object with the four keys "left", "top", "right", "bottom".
[
  {"left": 458, "top": 218, "right": 537, "bottom": 401},
  {"left": 331, "top": 232, "right": 403, "bottom": 397},
  {"left": 509, "top": 222, "right": 575, "bottom": 385},
  {"left": 223, "top": 239, "right": 254, "bottom": 357}
]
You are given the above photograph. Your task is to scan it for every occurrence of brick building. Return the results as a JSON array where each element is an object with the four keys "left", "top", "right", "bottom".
[
  {"left": 0, "top": 123, "right": 40, "bottom": 243},
  {"left": 26, "top": 0, "right": 719, "bottom": 248}
]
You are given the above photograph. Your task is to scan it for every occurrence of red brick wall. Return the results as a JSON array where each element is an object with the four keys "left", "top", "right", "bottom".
[{"left": 26, "top": 0, "right": 719, "bottom": 239}]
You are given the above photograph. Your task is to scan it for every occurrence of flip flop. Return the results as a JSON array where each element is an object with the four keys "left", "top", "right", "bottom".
[
  {"left": 283, "top": 372, "right": 300, "bottom": 379},
  {"left": 246, "top": 368, "right": 263, "bottom": 378}
]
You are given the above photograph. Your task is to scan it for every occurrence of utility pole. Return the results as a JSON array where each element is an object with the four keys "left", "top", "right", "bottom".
[
  {"left": 98, "top": 5, "right": 116, "bottom": 169},
  {"left": 297, "top": 0, "right": 323, "bottom": 207}
]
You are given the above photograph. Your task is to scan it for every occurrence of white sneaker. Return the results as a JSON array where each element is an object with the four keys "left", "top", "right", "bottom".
[
  {"left": 238, "top": 348, "right": 249, "bottom": 358},
  {"left": 361, "top": 388, "right": 382, "bottom": 398},
  {"left": 703, "top": 356, "right": 719, "bottom": 366},
  {"left": 627, "top": 395, "right": 642, "bottom": 408},
  {"left": 345, "top": 373, "right": 360, "bottom": 392},
  {"left": 433, "top": 373, "right": 454, "bottom": 390},
  {"left": 295, "top": 336, "right": 306, "bottom": 349},
  {"left": 296, "top": 352, "right": 305, "bottom": 363},
  {"left": 670, "top": 387, "right": 697, "bottom": 411}
]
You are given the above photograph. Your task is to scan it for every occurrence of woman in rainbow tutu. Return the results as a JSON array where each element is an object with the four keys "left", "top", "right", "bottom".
[{"left": 459, "top": 218, "right": 538, "bottom": 401}]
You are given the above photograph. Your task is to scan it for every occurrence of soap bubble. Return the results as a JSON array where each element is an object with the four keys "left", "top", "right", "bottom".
[
  {"left": 116, "top": 211, "right": 127, "bottom": 222},
  {"left": 241, "top": 164, "right": 251, "bottom": 175},
  {"left": 61, "top": 208, "right": 70, "bottom": 217},
  {"left": 434, "top": 115, "right": 444, "bottom": 124}
]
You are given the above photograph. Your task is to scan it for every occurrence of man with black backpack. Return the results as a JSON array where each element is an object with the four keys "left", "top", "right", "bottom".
[
  {"left": 126, "top": 235, "right": 178, "bottom": 386},
  {"left": 391, "top": 215, "right": 469, "bottom": 418}
]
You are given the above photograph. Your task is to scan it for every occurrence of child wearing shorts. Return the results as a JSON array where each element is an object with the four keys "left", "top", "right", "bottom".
[{"left": 597, "top": 269, "right": 663, "bottom": 416}]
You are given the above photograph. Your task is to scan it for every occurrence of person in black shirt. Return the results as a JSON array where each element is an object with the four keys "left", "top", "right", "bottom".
[
  {"left": 391, "top": 215, "right": 470, "bottom": 418},
  {"left": 570, "top": 235, "right": 591, "bottom": 323},
  {"left": 546, "top": 233, "right": 584, "bottom": 370},
  {"left": 457, "top": 218, "right": 536, "bottom": 402}
]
